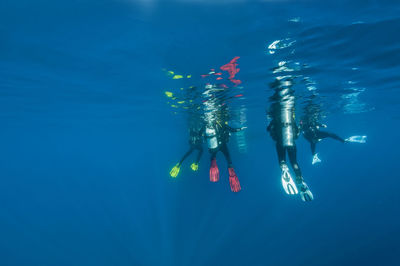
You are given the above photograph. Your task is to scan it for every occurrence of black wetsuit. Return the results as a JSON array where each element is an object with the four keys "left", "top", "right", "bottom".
[
  {"left": 178, "top": 127, "right": 204, "bottom": 165},
  {"left": 301, "top": 121, "right": 344, "bottom": 156},
  {"left": 208, "top": 123, "right": 243, "bottom": 168}
]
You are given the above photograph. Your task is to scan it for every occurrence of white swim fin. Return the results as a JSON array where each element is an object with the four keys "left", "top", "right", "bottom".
[
  {"left": 299, "top": 181, "right": 314, "bottom": 202},
  {"left": 312, "top": 153, "right": 321, "bottom": 165},
  {"left": 281, "top": 164, "right": 298, "bottom": 195},
  {"left": 345, "top": 135, "right": 367, "bottom": 143}
]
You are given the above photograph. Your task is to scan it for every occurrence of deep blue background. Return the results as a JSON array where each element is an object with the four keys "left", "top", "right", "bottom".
[{"left": 1, "top": 0, "right": 399, "bottom": 265}]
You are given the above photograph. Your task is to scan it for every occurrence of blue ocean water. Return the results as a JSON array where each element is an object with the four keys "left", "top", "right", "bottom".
[{"left": 1, "top": 0, "right": 400, "bottom": 265}]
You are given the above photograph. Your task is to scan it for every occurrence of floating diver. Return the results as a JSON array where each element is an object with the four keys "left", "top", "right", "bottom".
[
  {"left": 205, "top": 119, "right": 246, "bottom": 192},
  {"left": 301, "top": 121, "right": 366, "bottom": 164},
  {"left": 201, "top": 60, "right": 246, "bottom": 192},
  {"left": 267, "top": 78, "right": 314, "bottom": 202},
  {"left": 202, "top": 90, "right": 246, "bottom": 193},
  {"left": 170, "top": 117, "right": 205, "bottom": 178},
  {"left": 300, "top": 101, "right": 367, "bottom": 165}
]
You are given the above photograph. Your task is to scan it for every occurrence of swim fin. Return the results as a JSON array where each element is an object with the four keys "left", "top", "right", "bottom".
[
  {"left": 190, "top": 162, "right": 199, "bottom": 171},
  {"left": 228, "top": 167, "right": 241, "bottom": 192},
  {"left": 298, "top": 181, "right": 314, "bottom": 202},
  {"left": 312, "top": 153, "right": 321, "bottom": 165},
  {"left": 170, "top": 163, "right": 181, "bottom": 178},
  {"left": 345, "top": 135, "right": 367, "bottom": 143},
  {"left": 281, "top": 164, "right": 298, "bottom": 195},
  {"left": 209, "top": 159, "right": 219, "bottom": 182}
]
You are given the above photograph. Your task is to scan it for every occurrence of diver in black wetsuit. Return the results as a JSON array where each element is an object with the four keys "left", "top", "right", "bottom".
[
  {"left": 182, "top": 125, "right": 205, "bottom": 168},
  {"left": 300, "top": 99, "right": 346, "bottom": 164},
  {"left": 169, "top": 119, "right": 205, "bottom": 178},
  {"left": 267, "top": 110, "right": 302, "bottom": 181},
  {"left": 300, "top": 119, "right": 345, "bottom": 164},
  {"left": 201, "top": 83, "right": 246, "bottom": 192},
  {"left": 205, "top": 115, "right": 246, "bottom": 192},
  {"left": 206, "top": 122, "right": 244, "bottom": 167},
  {"left": 267, "top": 79, "right": 314, "bottom": 202}
]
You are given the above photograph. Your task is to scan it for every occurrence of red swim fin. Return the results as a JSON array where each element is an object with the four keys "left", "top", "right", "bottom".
[
  {"left": 209, "top": 159, "right": 220, "bottom": 182},
  {"left": 228, "top": 167, "right": 241, "bottom": 192}
]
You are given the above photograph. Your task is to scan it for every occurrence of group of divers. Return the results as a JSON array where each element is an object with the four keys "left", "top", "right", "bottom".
[{"left": 166, "top": 58, "right": 366, "bottom": 202}]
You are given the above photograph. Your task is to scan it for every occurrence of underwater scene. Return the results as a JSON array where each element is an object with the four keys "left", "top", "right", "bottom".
[{"left": 1, "top": 0, "right": 400, "bottom": 265}]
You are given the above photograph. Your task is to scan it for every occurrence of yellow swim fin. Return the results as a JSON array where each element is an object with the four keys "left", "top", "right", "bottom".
[
  {"left": 170, "top": 163, "right": 181, "bottom": 178},
  {"left": 190, "top": 162, "right": 199, "bottom": 171}
]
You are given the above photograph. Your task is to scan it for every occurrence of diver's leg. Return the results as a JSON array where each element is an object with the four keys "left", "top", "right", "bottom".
[
  {"left": 278, "top": 144, "right": 298, "bottom": 195},
  {"left": 275, "top": 143, "right": 286, "bottom": 166},
  {"left": 318, "top": 131, "right": 345, "bottom": 143},
  {"left": 179, "top": 147, "right": 195, "bottom": 165},
  {"left": 310, "top": 141, "right": 322, "bottom": 164},
  {"left": 170, "top": 147, "right": 193, "bottom": 178},
  {"left": 209, "top": 148, "right": 217, "bottom": 161},
  {"left": 287, "top": 146, "right": 303, "bottom": 183},
  {"left": 189, "top": 146, "right": 203, "bottom": 171},
  {"left": 195, "top": 146, "right": 203, "bottom": 163},
  {"left": 209, "top": 148, "right": 219, "bottom": 182},
  {"left": 220, "top": 143, "right": 233, "bottom": 168},
  {"left": 288, "top": 146, "right": 314, "bottom": 201},
  {"left": 311, "top": 142, "right": 317, "bottom": 156},
  {"left": 220, "top": 143, "right": 241, "bottom": 192}
]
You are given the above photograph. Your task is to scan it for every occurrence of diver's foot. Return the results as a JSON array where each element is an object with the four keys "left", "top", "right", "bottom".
[
  {"left": 169, "top": 163, "right": 181, "bottom": 178},
  {"left": 298, "top": 181, "right": 314, "bottom": 202},
  {"left": 312, "top": 153, "right": 321, "bottom": 165},
  {"left": 345, "top": 135, "right": 367, "bottom": 143},
  {"left": 209, "top": 159, "right": 219, "bottom": 182},
  {"left": 228, "top": 167, "right": 241, "bottom": 192},
  {"left": 280, "top": 164, "right": 298, "bottom": 195},
  {"left": 190, "top": 162, "right": 199, "bottom": 171}
]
